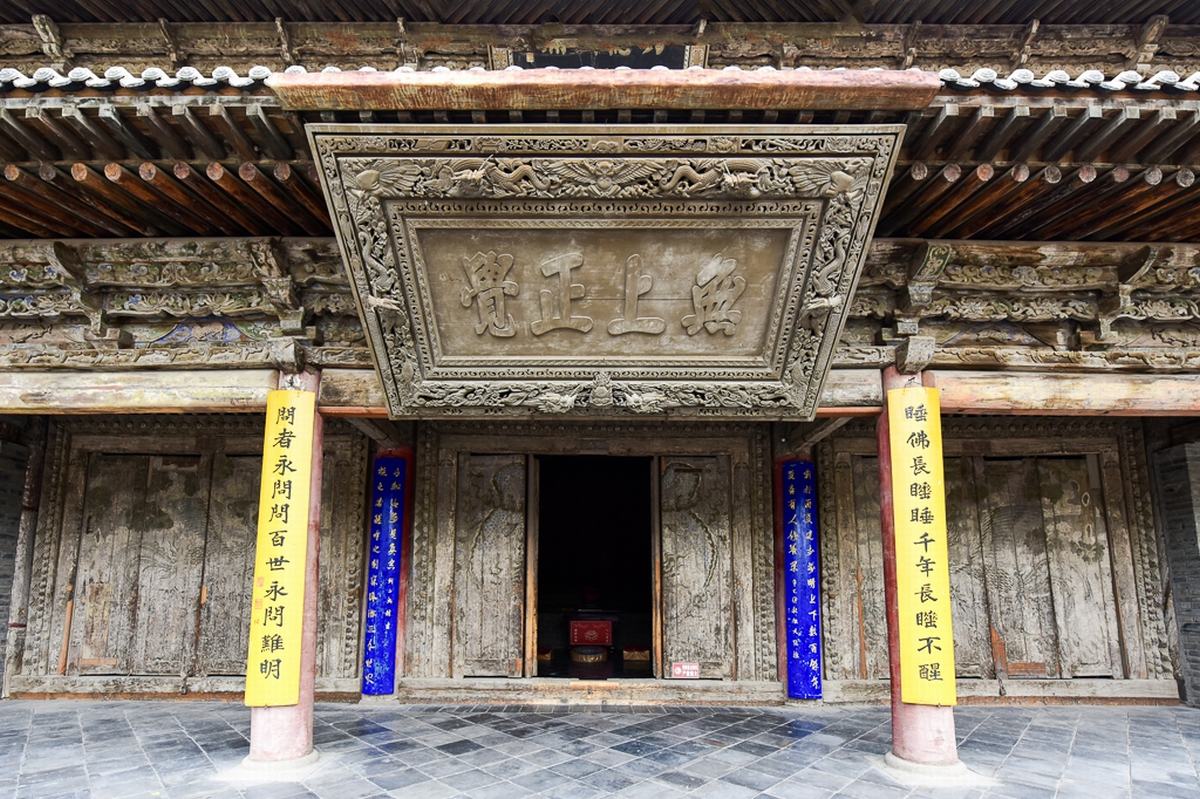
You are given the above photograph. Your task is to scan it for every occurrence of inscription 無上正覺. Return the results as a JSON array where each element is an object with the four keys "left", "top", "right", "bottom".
[{"left": 454, "top": 246, "right": 746, "bottom": 340}]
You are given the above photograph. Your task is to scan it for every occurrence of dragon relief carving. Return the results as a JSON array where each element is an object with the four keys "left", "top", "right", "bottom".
[{"left": 314, "top": 125, "right": 901, "bottom": 418}]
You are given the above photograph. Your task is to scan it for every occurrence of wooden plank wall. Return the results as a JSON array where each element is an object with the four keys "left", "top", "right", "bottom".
[
  {"left": 8, "top": 415, "right": 368, "bottom": 696},
  {"left": 816, "top": 417, "right": 1173, "bottom": 697}
]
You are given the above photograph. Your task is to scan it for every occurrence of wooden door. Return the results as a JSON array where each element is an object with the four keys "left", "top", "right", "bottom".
[
  {"left": 945, "top": 458, "right": 992, "bottom": 678},
  {"left": 452, "top": 453, "right": 527, "bottom": 677},
  {"left": 1039, "top": 457, "right": 1122, "bottom": 677},
  {"left": 839, "top": 454, "right": 991, "bottom": 680},
  {"left": 979, "top": 457, "right": 1061, "bottom": 678},
  {"left": 659, "top": 456, "right": 735, "bottom": 679},
  {"left": 64, "top": 453, "right": 148, "bottom": 675},
  {"left": 194, "top": 453, "right": 260, "bottom": 675},
  {"left": 66, "top": 453, "right": 210, "bottom": 676},
  {"left": 847, "top": 455, "right": 889, "bottom": 679}
]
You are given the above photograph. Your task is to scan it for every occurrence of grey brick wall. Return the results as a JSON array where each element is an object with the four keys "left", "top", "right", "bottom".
[
  {"left": 0, "top": 443, "right": 27, "bottom": 684},
  {"left": 1154, "top": 443, "right": 1200, "bottom": 705}
]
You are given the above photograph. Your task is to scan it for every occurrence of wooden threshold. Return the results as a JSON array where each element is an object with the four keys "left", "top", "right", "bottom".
[
  {"left": 4, "top": 674, "right": 360, "bottom": 699},
  {"left": 823, "top": 679, "right": 1180, "bottom": 704},
  {"left": 392, "top": 678, "right": 787, "bottom": 705}
]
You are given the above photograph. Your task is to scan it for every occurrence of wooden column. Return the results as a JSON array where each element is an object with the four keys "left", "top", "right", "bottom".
[
  {"left": 248, "top": 370, "right": 323, "bottom": 763},
  {"left": 2, "top": 419, "right": 46, "bottom": 697},
  {"left": 877, "top": 367, "right": 958, "bottom": 766}
]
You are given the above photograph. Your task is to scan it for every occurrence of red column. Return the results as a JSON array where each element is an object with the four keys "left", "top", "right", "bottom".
[
  {"left": 248, "top": 369, "right": 323, "bottom": 764},
  {"left": 877, "top": 366, "right": 958, "bottom": 766}
]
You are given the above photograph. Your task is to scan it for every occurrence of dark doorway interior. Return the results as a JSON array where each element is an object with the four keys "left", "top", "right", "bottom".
[{"left": 536, "top": 455, "right": 653, "bottom": 678}]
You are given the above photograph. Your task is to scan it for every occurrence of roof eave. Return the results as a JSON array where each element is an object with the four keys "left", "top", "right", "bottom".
[{"left": 266, "top": 66, "right": 942, "bottom": 111}]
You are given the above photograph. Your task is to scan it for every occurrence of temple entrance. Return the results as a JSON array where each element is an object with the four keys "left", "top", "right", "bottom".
[
  {"left": 410, "top": 424, "right": 777, "bottom": 695},
  {"left": 534, "top": 456, "right": 653, "bottom": 678}
]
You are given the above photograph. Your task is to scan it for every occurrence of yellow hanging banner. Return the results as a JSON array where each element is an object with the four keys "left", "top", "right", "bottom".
[
  {"left": 244, "top": 389, "right": 316, "bottom": 707},
  {"left": 887, "top": 386, "right": 957, "bottom": 706}
]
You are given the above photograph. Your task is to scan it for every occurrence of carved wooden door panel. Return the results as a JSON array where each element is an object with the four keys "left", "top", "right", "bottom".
[
  {"left": 659, "top": 456, "right": 735, "bottom": 679},
  {"left": 127, "top": 455, "right": 210, "bottom": 675},
  {"left": 194, "top": 454, "right": 260, "bottom": 675},
  {"left": 315, "top": 434, "right": 370, "bottom": 683},
  {"left": 945, "top": 458, "right": 992, "bottom": 679},
  {"left": 65, "top": 453, "right": 209, "bottom": 676},
  {"left": 979, "top": 458, "right": 1061, "bottom": 678},
  {"left": 452, "top": 453, "right": 527, "bottom": 678},
  {"left": 1038, "top": 457, "right": 1122, "bottom": 677},
  {"left": 63, "top": 453, "right": 149, "bottom": 675},
  {"left": 842, "top": 454, "right": 990, "bottom": 680},
  {"left": 848, "top": 455, "right": 889, "bottom": 680}
]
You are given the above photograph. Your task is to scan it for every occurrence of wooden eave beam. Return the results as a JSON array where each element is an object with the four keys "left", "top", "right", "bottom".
[
  {"left": 928, "top": 371, "right": 1200, "bottom": 416},
  {"left": 266, "top": 67, "right": 942, "bottom": 111},
  {"left": 0, "top": 369, "right": 278, "bottom": 413}
]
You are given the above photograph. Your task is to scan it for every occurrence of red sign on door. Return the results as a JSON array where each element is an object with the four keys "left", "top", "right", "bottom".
[{"left": 670, "top": 661, "right": 701, "bottom": 679}]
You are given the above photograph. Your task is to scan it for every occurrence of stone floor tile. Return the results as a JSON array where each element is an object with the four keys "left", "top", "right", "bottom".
[{"left": 0, "top": 701, "right": 1197, "bottom": 799}]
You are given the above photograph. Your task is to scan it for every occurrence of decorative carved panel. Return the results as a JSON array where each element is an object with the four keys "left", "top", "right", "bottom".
[
  {"left": 660, "top": 455, "right": 735, "bottom": 678},
  {"left": 310, "top": 125, "right": 902, "bottom": 418},
  {"left": 817, "top": 417, "right": 1169, "bottom": 690},
  {"left": 12, "top": 416, "right": 369, "bottom": 695}
]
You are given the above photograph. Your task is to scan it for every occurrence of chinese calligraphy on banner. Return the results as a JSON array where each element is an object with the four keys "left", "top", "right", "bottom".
[
  {"left": 887, "top": 386, "right": 957, "bottom": 706},
  {"left": 362, "top": 452, "right": 409, "bottom": 695},
  {"left": 781, "top": 459, "right": 822, "bottom": 699},
  {"left": 244, "top": 389, "right": 316, "bottom": 707}
]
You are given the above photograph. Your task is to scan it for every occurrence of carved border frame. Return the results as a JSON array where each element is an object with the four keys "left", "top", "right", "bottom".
[{"left": 308, "top": 124, "right": 903, "bottom": 419}]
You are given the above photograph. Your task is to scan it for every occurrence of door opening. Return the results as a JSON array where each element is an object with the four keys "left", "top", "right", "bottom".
[{"left": 535, "top": 455, "right": 653, "bottom": 678}]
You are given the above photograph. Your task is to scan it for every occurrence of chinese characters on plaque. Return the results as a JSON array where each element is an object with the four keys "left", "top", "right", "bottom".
[
  {"left": 361, "top": 453, "right": 409, "bottom": 695},
  {"left": 244, "top": 389, "right": 316, "bottom": 707},
  {"left": 887, "top": 386, "right": 957, "bottom": 706},
  {"left": 781, "top": 459, "right": 822, "bottom": 700},
  {"left": 460, "top": 248, "right": 745, "bottom": 339}
]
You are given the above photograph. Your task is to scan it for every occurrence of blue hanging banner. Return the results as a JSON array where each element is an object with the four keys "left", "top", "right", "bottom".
[
  {"left": 361, "top": 452, "right": 409, "bottom": 695},
  {"left": 781, "top": 459, "right": 822, "bottom": 700}
]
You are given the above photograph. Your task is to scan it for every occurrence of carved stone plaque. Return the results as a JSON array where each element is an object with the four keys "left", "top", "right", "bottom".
[{"left": 309, "top": 125, "right": 902, "bottom": 418}]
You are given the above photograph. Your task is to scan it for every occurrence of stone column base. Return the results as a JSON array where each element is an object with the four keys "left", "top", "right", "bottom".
[
  {"left": 881, "top": 751, "right": 996, "bottom": 788},
  {"left": 220, "top": 749, "right": 322, "bottom": 785}
]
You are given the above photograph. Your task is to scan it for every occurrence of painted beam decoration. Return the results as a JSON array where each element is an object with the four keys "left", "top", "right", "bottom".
[
  {"left": 887, "top": 386, "right": 956, "bottom": 706},
  {"left": 781, "top": 459, "right": 822, "bottom": 699},
  {"left": 245, "top": 389, "right": 316, "bottom": 707},
  {"left": 309, "top": 124, "right": 901, "bottom": 419},
  {"left": 361, "top": 451, "right": 410, "bottom": 695}
]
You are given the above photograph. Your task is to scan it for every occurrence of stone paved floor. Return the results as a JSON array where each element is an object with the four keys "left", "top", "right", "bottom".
[{"left": 0, "top": 701, "right": 1198, "bottom": 799}]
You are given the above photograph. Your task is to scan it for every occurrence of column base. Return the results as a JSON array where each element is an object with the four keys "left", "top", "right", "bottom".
[
  {"left": 220, "top": 749, "right": 322, "bottom": 785},
  {"left": 881, "top": 751, "right": 996, "bottom": 788}
]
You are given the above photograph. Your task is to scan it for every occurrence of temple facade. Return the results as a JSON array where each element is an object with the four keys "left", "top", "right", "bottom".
[{"left": 1, "top": 4, "right": 1200, "bottom": 747}]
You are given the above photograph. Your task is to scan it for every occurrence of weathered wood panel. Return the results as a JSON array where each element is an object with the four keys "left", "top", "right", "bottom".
[
  {"left": 928, "top": 371, "right": 1200, "bottom": 416},
  {"left": 452, "top": 454, "right": 526, "bottom": 678},
  {"left": 660, "top": 455, "right": 735, "bottom": 679},
  {"left": 195, "top": 454, "right": 259, "bottom": 676},
  {"left": 1039, "top": 456, "right": 1122, "bottom": 678},
  {"left": 979, "top": 457, "right": 1061, "bottom": 678},
  {"left": 850, "top": 455, "right": 889, "bottom": 680},
  {"left": 0, "top": 370, "right": 278, "bottom": 414},
  {"left": 945, "top": 457, "right": 992, "bottom": 679},
  {"left": 316, "top": 434, "right": 368, "bottom": 681},
  {"left": 819, "top": 419, "right": 1162, "bottom": 696},
  {"left": 18, "top": 417, "right": 368, "bottom": 693},
  {"left": 64, "top": 453, "right": 147, "bottom": 675},
  {"left": 126, "top": 455, "right": 209, "bottom": 676}
]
